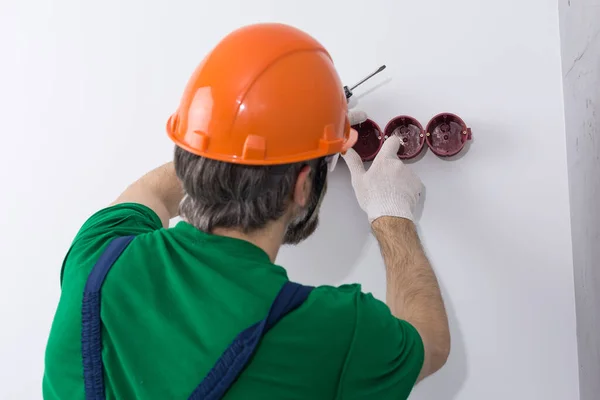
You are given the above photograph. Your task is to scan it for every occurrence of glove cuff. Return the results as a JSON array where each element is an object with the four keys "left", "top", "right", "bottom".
[{"left": 366, "top": 200, "right": 414, "bottom": 223}]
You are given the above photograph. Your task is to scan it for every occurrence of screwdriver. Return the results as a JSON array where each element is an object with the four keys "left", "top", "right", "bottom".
[{"left": 344, "top": 65, "right": 387, "bottom": 101}]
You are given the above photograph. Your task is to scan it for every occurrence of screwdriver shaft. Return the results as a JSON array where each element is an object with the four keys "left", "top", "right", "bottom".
[{"left": 349, "top": 65, "right": 386, "bottom": 91}]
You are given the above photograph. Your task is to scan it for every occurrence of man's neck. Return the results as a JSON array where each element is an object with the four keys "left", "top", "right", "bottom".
[{"left": 212, "top": 222, "right": 286, "bottom": 263}]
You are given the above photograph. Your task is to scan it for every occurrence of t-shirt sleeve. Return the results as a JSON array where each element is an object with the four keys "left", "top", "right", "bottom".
[
  {"left": 60, "top": 203, "right": 162, "bottom": 281},
  {"left": 337, "top": 291, "right": 425, "bottom": 399},
  {"left": 73, "top": 202, "right": 162, "bottom": 244}
]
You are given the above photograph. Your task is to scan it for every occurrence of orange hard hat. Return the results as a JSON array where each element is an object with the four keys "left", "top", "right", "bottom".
[{"left": 167, "top": 23, "right": 357, "bottom": 166}]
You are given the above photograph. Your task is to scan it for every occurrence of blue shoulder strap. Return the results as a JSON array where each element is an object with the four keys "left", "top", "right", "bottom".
[
  {"left": 80, "top": 235, "right": 313, "bottom": 400},
  {"left": 188, "top": 281, "right": 314, "bottom": 400},
  {"left": 81, "top": 236, "right": 135, "bottom": 400}
]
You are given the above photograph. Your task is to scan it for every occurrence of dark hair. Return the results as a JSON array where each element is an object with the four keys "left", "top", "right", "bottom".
[{"left": 174, "top": 146, "right": 318, "bottom": 233}]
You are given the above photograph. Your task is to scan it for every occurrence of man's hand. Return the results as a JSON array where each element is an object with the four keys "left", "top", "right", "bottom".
[
  {"left": 348, "top": 109, "right": 368, "bottom": 127},
  {"left": 342, "top": 135, "right": 423, "bottom": 222}
]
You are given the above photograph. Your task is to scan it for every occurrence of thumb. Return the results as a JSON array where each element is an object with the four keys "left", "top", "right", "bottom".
[
  {"left": 342, "top": 148, "right": 366, "bottom": 177},
  {"left": 375, "top": 135, "right": 401, "bottom": 160},
  {"left": 348, "top": 110, "right": 368, "bottom": 126}
]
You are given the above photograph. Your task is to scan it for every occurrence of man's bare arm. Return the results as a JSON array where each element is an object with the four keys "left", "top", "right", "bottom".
[
  {"left": 372, "top": 216, "right": 450, "bottom": 381},
  {"left": 111, "top": 162, "right": 184, "bottom": 228}
]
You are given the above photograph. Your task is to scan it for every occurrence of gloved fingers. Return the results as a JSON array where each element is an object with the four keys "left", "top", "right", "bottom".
[
  {"left": 348, "top": 110, "right": 368, "bottom": 126},
  {"left": 342, "top": 148, "right": 366, "bottom": 177},
  {"left": 375, "top": 135, "right": 402, "bottom": 160}
]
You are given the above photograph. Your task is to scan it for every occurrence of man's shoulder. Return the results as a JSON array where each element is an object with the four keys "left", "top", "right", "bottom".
[
  {"left": 297, "top": 284, "right": 422, "bottom": 353},
  {"left": 311, "top": 283, "right": 363, "bottom": 298},
  {"left": 307, "top": 283, "right": 386, "bottom": 309},
  {"left": 292, "top": 283, "right": 369, "bottom": 332},
  {"left": 299, "top": 284, "right": 424, "bottom": 398},
  {"left": 307, "top": 283, "right": 362, "bottom": 312}
]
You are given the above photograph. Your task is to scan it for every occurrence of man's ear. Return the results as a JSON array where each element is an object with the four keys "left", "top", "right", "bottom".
[{"left": 292, "top": 165, "right": 312, "bottom": 208}]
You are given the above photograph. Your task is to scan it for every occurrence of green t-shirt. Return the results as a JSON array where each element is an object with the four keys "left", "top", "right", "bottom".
[{"left": 43, "top": 203, "right": 424, "bottom": 399}]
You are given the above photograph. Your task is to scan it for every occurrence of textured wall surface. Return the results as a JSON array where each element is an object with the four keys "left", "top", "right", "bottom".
[{"left": 559, "top": 1, "right": 600, "bottom": 399}]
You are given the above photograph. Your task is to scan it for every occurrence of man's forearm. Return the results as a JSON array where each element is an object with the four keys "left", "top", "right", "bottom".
[
  {"left": 372, "top": 216, "right": 450, "bottom": 378},
  {"left": 112, "top": 162, "right": 184, "bottom": 228}
]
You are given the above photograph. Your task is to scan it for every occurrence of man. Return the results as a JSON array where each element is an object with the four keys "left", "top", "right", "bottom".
[{"left": 44, "top": 23, "right": 449, "bottom": 399}]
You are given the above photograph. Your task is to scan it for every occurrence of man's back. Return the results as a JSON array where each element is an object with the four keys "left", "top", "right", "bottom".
[{"left": 43, "top": 203, "right": 424, "bottom": 399}]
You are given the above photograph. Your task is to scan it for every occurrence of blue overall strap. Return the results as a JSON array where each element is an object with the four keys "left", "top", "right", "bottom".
[
  {"left": 81, "top": 236, "right": 135, "bottom": 400},
  {"left": 188, "top": 281, "right": 314, "bottom": 400}
]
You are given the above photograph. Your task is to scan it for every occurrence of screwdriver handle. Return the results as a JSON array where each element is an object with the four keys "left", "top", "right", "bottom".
[{"left": 344, "top": 86, "right": 353, "bottom": 100}]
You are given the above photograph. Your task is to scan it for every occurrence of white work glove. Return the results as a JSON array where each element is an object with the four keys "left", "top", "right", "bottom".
[
  {"left": 348, "top": 109, "right": 368, "bottom": 126},
  {"left": 343, "top": 135, "right": 423, "bottom": 223}
]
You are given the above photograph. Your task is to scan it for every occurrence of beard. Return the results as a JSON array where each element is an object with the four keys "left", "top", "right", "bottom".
[{"left": 282, "top": 178, "right": 327, "bottom": 245}]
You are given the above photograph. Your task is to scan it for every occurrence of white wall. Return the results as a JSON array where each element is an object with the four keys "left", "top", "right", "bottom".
[
  {"left": 558, "top": 1, "right": 600, "bottom": 399},
  {"left": 0, "top": 0, "right": 580, "bottom": 399}
]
